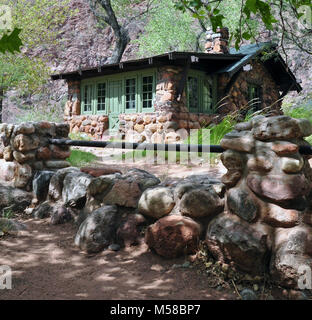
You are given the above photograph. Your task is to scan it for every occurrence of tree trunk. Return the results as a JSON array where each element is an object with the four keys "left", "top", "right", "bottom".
[
  {"left": 90, "top": 0, "right": 131, "bottom": 64},
  {"left": 107, "top": 26, "right": 130, "bottom": 64}
]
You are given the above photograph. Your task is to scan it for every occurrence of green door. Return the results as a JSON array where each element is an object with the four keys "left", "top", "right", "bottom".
[{"left": 108, "top": 80, "right": 122, "bottom": 132}]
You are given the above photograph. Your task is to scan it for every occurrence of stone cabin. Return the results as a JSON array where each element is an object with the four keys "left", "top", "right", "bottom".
[{"left": 51, "top": 28, "right": 302, "bottom": 143}]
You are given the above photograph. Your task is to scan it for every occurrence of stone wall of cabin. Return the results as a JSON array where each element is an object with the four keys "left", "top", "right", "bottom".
[
  {"left": 217, "top": 60, "right": 282, "bottom": 117},
  {"left": 62, "top": 61, "right": 283, "bottom": 142},
  {"left": 63, "top": 80, "right": 110, "bottom": 139},
  {"left": 119, "top": 66, "right": 218, "bottom": 144}
]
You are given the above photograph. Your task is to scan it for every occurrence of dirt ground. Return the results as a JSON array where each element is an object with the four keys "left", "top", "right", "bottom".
[
  {"left": 0, "top": 156, "right": 239, "bottom": 300},
  {"left": 0, "top": 218, "right": 237, "bottom": 300}
]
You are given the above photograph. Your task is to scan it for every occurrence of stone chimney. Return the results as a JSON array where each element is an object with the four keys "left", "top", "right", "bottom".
[{"left": 205, "top": 27, "right": 229, "bottom": 54}]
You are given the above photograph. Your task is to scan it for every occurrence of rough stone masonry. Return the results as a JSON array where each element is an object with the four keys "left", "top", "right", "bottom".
[
  {"left": 207, "top": 115, "right": 312, "bottom": 288},
  {"left": 0, "top": 121, "right": 70, "bottom": 190}
]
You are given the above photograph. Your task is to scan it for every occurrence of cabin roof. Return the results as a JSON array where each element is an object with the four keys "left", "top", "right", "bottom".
[{"left": 51, "top": 42, "right": 302, "bottom": 93}]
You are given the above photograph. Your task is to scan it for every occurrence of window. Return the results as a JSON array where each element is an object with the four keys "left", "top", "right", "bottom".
[
  {"left": 248, "top": 84, "right": 262, "bottom": 110},
  {"left": 125, "top": 78, "right": 136, "bottom": 109},
  {"left": 203, "top": 78, "right": 213, "bottom": 112},
  {"left": 187, "top": 76, "right": 199, "bottom": 110},
  {"left": 97, "top": 83, "right": 106, "bottom": 112},
  {"left": 80, "top": 69, "right": 154, "bottom": 114},
  {"left": 186, "top": 71, "right": 216, "bottom": 114},
  {"left": 142, "top": 76, "right": 153, "bottom": 109},
  {"left": 83, "top": 84, "right": 92, "bottom": 113}
]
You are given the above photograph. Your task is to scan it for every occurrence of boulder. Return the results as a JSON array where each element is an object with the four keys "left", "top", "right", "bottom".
[
  {"left": 0, "top": 218, "right": 27, "bottom": 235},
  {"left": 271, "top": 142, "right": 299, "bottom": 156},
  {"left": 102, "top": 178, "right": 142, "bottom": 208},
  {"left": 227, "top": 187, "right": 259, "bottom": 222},
  {"left": 247, "top": 174, "right": 310, "bottom": 202},
  {"left": 262, "top": 203, "right": 300, "bottom": 228},
  {"left": 45, "top": 160, "right": 71, "bottom": 169},
  {"left": 33, "top": 201, "right": 54, "bottom": 219},
  {"left": 13, "top": 134, "right": 40, "bottom": 152},
  {"left": 48, "top": 167, "right": 80, "bottom": 201},
  {"left": 270, "top": 226, "right": 312, "bottom": 288},
  {"left": 74, "top": 205, "right": 119, "bottom": 254},
  {"left": 0, "top": 159, "right": 17, "bottom": 182},
  {"left": 13, "top": 151, "right": 36, "bottom": 163},
  {"left": 252, "top": 116, "right": 312, "bottom": 141},
  {"left": 220, "top": 131, "right": 255, "bottom": 153},
  {"left": 32, "top": 171, "right": 55, "bottom": 202},
  {"left": 281, "top": 156, "right": 304, "bottom": 173},
  {"left": 206, "top": 213, "right": 272, "bottom": 274},
  {"left": 0, "top": 185, "right": 32, "bottom": 212},
  {"left": 221, "top": 170, "right": 242, "bottom": 188},
  {"left": 179, "top": 185, "right": 224, "bottom": 219},
  {"left": 145, "top": 215, "right": 201, "bottom": 258},
  {"left": 62, "top": 171, "right": 94, "bottom": 208},
  {"left": 14, "top": 163, "right": 32, "bottom": 188},
  {"left": 50, "top": 206, "right": 73, "bottom": 225},
  {"left": 13, "top": 123, "right": 35, "bottom": 135},
  {"left": 123, "top": 168, "right": 160, "bottom": 191},
  {"left": 117, "top": 213, "right": 146, "bottom": 247},
  {"left": 138, "top": 187, "right": 175, "bottom": 219},
  {"left": 221, "top": 149, "right": 246, "bottom": 170}
]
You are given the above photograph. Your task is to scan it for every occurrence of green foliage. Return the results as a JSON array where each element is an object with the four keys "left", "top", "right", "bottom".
[
  {"left": 0, "top": 28, "right": 22, "bottom": 53},
  {"left": 67, "top": 149, "right": 97, "bottom": 167},
  {"left": 136, "top": 0, "right": 199, "bottom": 57},
  {"left": 2, "top": 208, "right": 14, "bottom": 219},
  {"left": 0, "top": 0, "right": 71, "bottom": 116},
  {"left": 0, "top": 53, "right": 49, "bottom": 94},
  {"left": 207, "top": 116, "right": 237, "bottom": 145},
  {"left": 283, "top": 101, "right": 312, "bottom": 144},
  {"left": 175, "top": 0, "right": 312, "bottom": 51}
]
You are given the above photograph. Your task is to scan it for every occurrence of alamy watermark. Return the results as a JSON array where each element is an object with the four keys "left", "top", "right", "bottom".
[
  {"left": 0, "top": 5, "right": 12, "bottom": 31},
  {"left": 104, "top": 128, "right": 212, "bottom": 165},
  {"left": 298, "top": 265, "right": 312, "bottom": 290},
  {"left": 0, "top": 265, "right": 12, "bottom": 290}
]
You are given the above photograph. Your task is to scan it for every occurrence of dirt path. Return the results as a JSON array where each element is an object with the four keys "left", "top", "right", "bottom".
[{"left": 0, "top": 218, "right": 236, "bottom": 300}]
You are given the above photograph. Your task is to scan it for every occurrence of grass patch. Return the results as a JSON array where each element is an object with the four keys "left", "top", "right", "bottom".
[
  {"left": 67, "top": 149, "right": 97, "bottom": 167},
  {"left": 69, "top": 132, "right": 92, "bottom": 141},
  {"left": 283, "top": 105, "right": 312, "bottom": 144}
]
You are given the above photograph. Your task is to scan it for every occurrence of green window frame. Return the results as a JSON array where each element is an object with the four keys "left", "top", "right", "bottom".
[
  {"left": 81, "top": 82, "right": 94, "bottom": 115},
  {"left": 248, "top": 83, "right": 262, "bottom": 111},
  {"left": 124, "top": 76, "right": 137, "bottom": 114},
  {"left": 95, "top": 81, "right": 107, "bottom": 114},
  {"left": 80, "top": 69, "right": 156, "bottom": 115},
  {"left": 186, "top": 70, "right": 217, "bottom": 114}
]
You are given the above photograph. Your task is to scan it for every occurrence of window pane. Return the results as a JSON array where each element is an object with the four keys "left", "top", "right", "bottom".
[
  {"left": 187, "top": 77, "right": 198, "bottom": 110},
  {"left": 203, "top": 78, "right": 213, "bottom": 112},
  {"left": 248, "top": 84, "right": 261, "bottom": 111},
  {"left": 126, "top": 78, "right": 136, "bottom": 109},
  {"left": 97, "top": 83, "right": 106, "bottom": 111},
  {"left": 84, "top": 85, "right": 92, "bottom": 112},
  {"left": 142, "top": 76, "right": 153, "bottom": 109}
]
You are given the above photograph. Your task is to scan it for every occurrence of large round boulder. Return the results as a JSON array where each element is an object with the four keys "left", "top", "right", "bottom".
[
  {"left": 74, "top": 205, "right": 119, "bottom": 254},
  {"left": 138, "top": 187, "right": 175, "bottom": 219},
  {"left": 205, "top": 213, "right": 272, "bottom": 274},
  {"left": 145, "top": 215, "right": 201, "bottom": 258},
  {"left": 179, "top": 185, "right": 224, "bottom": 219}
]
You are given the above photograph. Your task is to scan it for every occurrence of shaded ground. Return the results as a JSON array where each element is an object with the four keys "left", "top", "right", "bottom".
[
  {"left": 0, "top": 156, "right": 236, "bottom": 300},
  {"left": 0, "top": 218, "right": 236, "bottom": 300}
]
